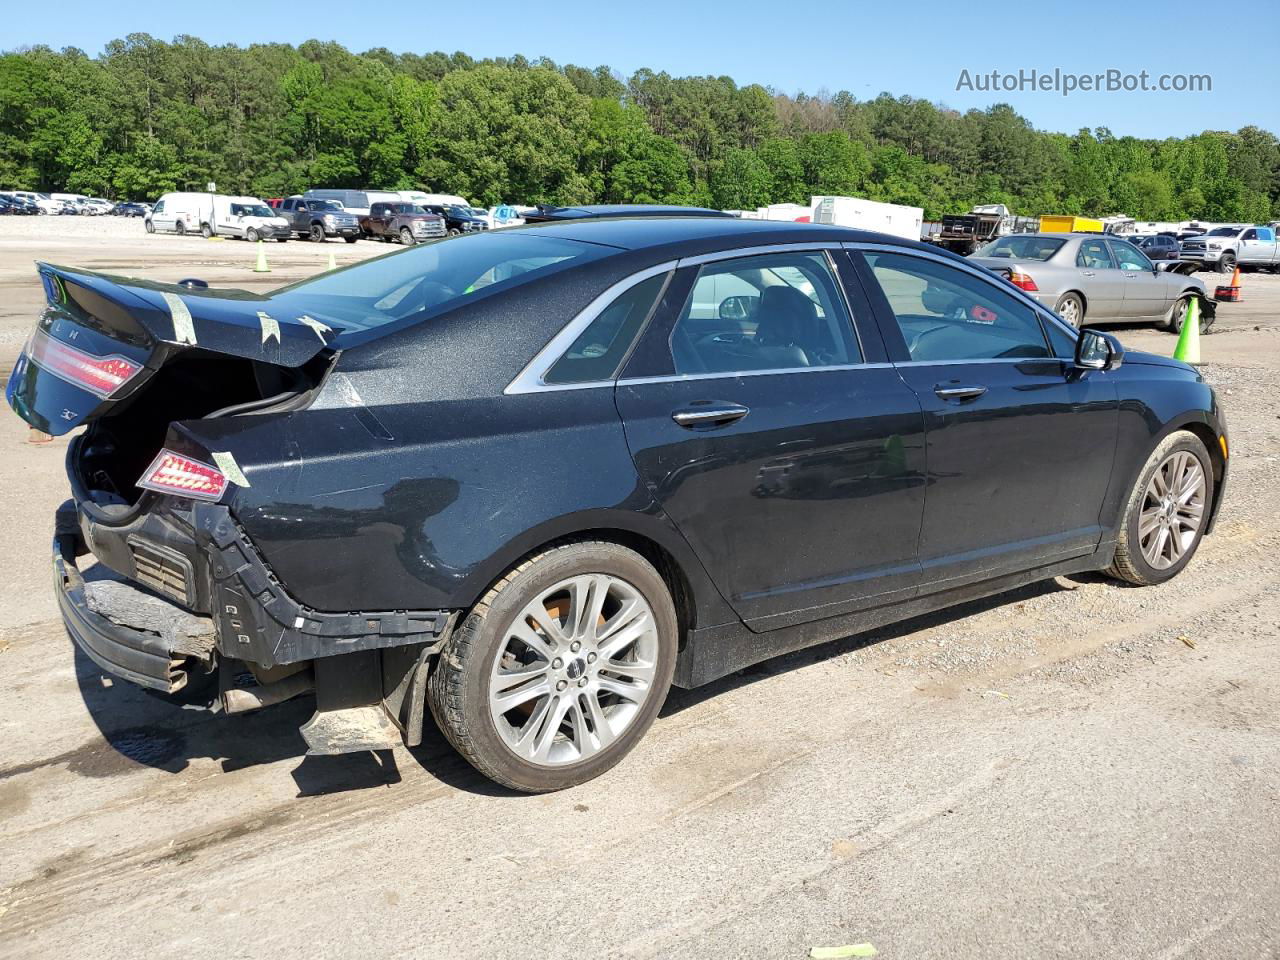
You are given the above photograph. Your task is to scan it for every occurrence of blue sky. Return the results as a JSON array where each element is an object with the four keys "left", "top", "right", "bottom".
[{"left": 8, "top": 0, "right": 1278, "bottom": 139}]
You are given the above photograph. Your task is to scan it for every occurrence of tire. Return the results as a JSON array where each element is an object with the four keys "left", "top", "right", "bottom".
[
  {"left": 245, "top": 228, "right": 259, "bottom": 243},
  {"left": 344, "top": 236, "right": 359, "bottom": 244},
  {"left": 309, "top": 223, "right": 325, "bottom": 243},
  {"left": 175, "top": 221, "right": 186, "bottom": 236},
  {"left": 1166, "top": 294, "right": 1192, "bottom": 333},
  {"left": 399, "top": 227, "right": 414, "bottom": 245},
  {"left": 200, "top": 222, "right": 213, "bottom": 239},
  {"left": 144, "top": 219, "right": 155, "bottom": 234},
  {"left": 428, "top": 541, "right": 678, "bottom": 793},
  {"left": 448, "top": 227, "right": 461, "bottom": 237},
  {"left": 1107, "top": 430, "right": 1214, "bottom": 586},
  {"left": 1055, "top": 292, "right": 1084, "bottom": 327},
  {"left": 1217, "top": 253, "right": 1236, "bottom": 275}
]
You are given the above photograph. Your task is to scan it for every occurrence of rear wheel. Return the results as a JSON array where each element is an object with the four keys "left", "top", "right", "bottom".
[
  {"left": 200, "top": 222, "right": 213, "bottom": 239},
  {"left": 309, "top": 223, "right": 325, "bottom": 243},
  {"left": 344, "top": 235, "right": 359, "bottom": 243},
  {"left": 428, "top": 542, "right": 677, "bottom": 792},
  {"left": 1055, "top": 292, "right": 1084, "bottom": 327},
  {"left": 399, "top": 227, "right": 414, "bottom": 245},
  {"left": 1107, "top": 431, "right": 1213, "bottom": 586}
]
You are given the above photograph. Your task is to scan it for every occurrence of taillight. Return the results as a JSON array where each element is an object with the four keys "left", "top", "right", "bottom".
[
  {"left": 1007, "top": 270, "right": 1039, "bottom": 292},
  {"left": 137, "top": 449, "right": 228, "bottom": 501},
  {"left": 26, "top": 329, "right": 141, "bottom": 398}
]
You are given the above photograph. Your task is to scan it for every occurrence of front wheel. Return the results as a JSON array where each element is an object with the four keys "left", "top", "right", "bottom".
[
  {"left": 399, "top": 227, "right": 414, "bottom": 245},
  {"left": 1055, "top": 292, "right": 1084, "bottom": 327},
  {"left": 1107, "top": 431, "right": 1213, "bottom": 586},
  {"left": 428, "top": 542, "right": 678, "bottom": 792},
  {"left": 175, "top": 221, "right": 186, "bottom": 236},
  {"left": 344, "top": 235, "right": 359, "bottom": 244},
  {"left": 144, "top": 219, "right": 155, "bottom": 233},
  {"left": 1217, "top": 254, "right": 1236, "bottom": 275},
  {"left": 245, "top": 227, "right": 259, "bottom": 243},
  {"left": 309, "top": 224, "right": 325, "bottom": 243}
]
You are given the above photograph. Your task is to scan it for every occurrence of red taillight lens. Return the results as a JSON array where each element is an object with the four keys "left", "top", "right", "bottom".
[
  {"left": 137, "top": 449, "right": 228, "bottom": 501},
  {"left": 26, "top": 329, "right": 141, "bottom": 398},
  {"left": 1007, "top": 270, "right": 1039, "bottom": 292}
]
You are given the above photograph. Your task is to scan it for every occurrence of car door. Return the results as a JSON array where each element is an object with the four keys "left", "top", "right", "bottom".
[
  {"left": 1073, "top": 237, "right": 1125, "bottom": 319},
  {"left": 615, "top": 247, "right": 928, "bottom": 630},
  {"left": 1237, "top": 227, "right": 1272, "bottom": 266},
  {"left": 852, "top": 246, "right": 1119, "bottom": 590},
  {"left": 150, "top": 199, "right": 174, "bottom": 232},
  {"left": 1108, "top": 238, "right": 1167, "bottom": 319},
  {"left": 219, "top": 202, "right": 243, "bottom": 238}
]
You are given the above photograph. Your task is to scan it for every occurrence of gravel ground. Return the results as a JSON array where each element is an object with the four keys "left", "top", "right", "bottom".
[{"left": 1, "top": 219, "right": 1279, "bottom": 959}]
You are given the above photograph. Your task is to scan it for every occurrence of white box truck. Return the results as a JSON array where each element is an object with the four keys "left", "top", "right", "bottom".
[{"left": 810, "top": 195, "right": 923, "bottom": 241}]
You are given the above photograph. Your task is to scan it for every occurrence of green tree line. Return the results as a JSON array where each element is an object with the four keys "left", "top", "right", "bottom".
[{"left": 1, "top": 34, "right": 1277, "bottom": 222}]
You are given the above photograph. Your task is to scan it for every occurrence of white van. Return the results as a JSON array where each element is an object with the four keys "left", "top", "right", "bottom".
[
  {"left": 146, "top": 193, "right": 214, "bottom": 235},
  {"left": 209, "top": 195, "right": 291, "bottom": 241}
]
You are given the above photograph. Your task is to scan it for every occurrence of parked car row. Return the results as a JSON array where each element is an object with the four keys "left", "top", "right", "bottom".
[{"left": 1, "top": 191, "right": 154, "bottom": 216}]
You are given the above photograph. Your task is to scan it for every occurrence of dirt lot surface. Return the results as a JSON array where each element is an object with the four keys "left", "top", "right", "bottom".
[{"left": 1, "top": 218, "right": 1279, "bottom": 959}]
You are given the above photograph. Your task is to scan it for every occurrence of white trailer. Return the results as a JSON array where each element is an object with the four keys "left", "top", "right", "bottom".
[{"left": 809, "top": 195, "right": 923, "bottom": 242}]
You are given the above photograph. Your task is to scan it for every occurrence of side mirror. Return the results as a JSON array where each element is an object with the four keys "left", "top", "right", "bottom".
[
  {"left": 719, "top": 294, "right": 760, "bottom": 322},
  {"left": 1075, "top": 328, "right": 1124, "bottom": 371}
]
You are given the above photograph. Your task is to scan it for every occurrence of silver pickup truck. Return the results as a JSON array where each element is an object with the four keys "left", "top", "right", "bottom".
[{"left": 1179, "top": 224, "right": 1279, "bottom": 273}]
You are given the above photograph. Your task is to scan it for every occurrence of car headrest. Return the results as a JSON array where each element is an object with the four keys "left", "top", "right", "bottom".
[{"left": 756, "top": 286, "right": 817, "bottom": 347}]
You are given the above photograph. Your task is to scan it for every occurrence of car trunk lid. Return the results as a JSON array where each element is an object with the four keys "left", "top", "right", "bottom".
[{"left": 6, "top": 262, "right": 340, "bottom": 436}]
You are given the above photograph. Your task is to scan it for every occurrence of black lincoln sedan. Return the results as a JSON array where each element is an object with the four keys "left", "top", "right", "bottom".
[{"left": 7, "top": 218, "right": 1227, "bottom": 791}]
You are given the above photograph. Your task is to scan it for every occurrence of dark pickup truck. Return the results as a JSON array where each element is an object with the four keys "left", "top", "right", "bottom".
[
  {"left": 279, "top": 196, "right": 362, "bottom": 242},
  {"left": 361, "top": 202, "right": 447, "bottom": 244}
]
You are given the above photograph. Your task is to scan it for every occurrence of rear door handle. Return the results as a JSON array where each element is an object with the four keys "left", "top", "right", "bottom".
[
  {"left": 671, "top": 404, "right": 750, "bottom": 427},
  {"left": 934, "top": 385, "right": 987, "bottom": 402},
  {"left": 1081, "top": 271, "right": 1096, "bottom": 277}
]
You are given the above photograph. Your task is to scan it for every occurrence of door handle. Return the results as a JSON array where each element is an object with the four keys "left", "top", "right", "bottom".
[
  {"left": 671, "top": 404, "right": 750, "bottom": 427},
  {"left": 1081, "top": 271, "right": 1095, "bottom": 277},
  {"left": 934, "top": 385, "right": 987, "bottom": 402}
]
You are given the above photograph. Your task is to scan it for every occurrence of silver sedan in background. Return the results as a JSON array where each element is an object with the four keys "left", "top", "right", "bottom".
[{"left": 969, "top": 233, "right": 1214, "bottom": 332}]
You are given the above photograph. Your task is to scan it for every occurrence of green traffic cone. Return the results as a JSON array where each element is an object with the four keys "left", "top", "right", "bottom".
[
  {"left": 1173, "top": 297, "right": 1200, "bottom": 365},
  {"left": 253, "top": 239, "right": 270, "bottom": 273}
]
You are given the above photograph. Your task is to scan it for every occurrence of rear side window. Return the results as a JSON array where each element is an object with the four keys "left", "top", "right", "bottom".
[
  {"left": 865, "top": 252, "right": 1050, "bottom": 362},
  {"left": 974, "top": 236, "right": 1064, "bottom": 261},
  {"left": 543, "top": 273, "right": 668, "bottom": 385},
  {"left": 669, "top": 252, "right": 861, "bottom": 374}
]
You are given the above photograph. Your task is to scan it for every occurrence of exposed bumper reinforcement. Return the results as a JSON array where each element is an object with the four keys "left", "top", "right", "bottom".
[{"left": 54, "top": 533, "right": 201, "bottom": 693}]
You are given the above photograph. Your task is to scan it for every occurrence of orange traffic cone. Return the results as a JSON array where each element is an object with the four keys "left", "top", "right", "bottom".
[{"left": 1214, "top": 265, "right": 1242, "bottom": 302}]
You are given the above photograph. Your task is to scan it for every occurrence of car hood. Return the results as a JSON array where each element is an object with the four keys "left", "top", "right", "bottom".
[{"left": 1121, "top": 350, "right": 1198, "bottom": 372}]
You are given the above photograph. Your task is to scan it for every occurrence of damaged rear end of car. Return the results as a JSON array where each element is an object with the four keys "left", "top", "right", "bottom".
[{"left": 9, "top": 262, "right": 457, "bottom": 755}]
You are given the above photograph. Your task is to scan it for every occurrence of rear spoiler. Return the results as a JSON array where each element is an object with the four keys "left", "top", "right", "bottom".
[{"left": 35, "top": 263, "right": 338, "bottom": 368}]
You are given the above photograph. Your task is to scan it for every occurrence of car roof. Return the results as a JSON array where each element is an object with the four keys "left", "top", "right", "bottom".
[
  {"left": 531, "top": 204, "right": 731, "bottom": 220},
  {"left": 516, "top": 215, "right": 939, "bottom": 255}
]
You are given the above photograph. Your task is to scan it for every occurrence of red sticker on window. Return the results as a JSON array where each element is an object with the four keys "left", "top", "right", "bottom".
[{"left": 969, "top": 305, "right": 997, "bottom": 325}]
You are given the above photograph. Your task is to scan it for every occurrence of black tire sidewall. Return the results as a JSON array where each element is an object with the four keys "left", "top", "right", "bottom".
[
  {"left": 1121, "top": 433, "right": 1214, "bottom": 584},
  {"left": 436, "top": 544, "right": 677, "bottom": 792}
]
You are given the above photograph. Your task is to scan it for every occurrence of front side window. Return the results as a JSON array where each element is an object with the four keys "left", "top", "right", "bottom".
[
  {"left": 543, "top": 273, "right": 668, "bottom": 385},
  {"left": 1111, "top": 241, "right": 1152, "bottom": 272},
  {"left": 669, "top": 252, "right": 860, "bottom": 375},
  {"left": 1077, "top": 240, "right": 1115, "bottom": 269},
  {"left": 865, "top": 251, "right": 1050, "bottom": 362}
]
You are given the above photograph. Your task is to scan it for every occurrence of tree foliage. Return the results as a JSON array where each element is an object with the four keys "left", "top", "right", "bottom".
[{"left": 0, "top": 36, "right": 1275, "bottom": 223}]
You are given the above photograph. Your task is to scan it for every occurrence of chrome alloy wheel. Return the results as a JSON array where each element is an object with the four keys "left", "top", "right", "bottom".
[
  {"left": 488, "top": 574, "right": 659, "bottom": 766},
  {"left": 1139, "top": 450, "right": 1206, "bottom": 569}
]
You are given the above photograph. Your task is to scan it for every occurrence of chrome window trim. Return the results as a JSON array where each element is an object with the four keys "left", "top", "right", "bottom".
[
  {"left": 504, "top": 260, "right": 677, "bottom": 395},
  {"left": 844, "top": 240, "right": 1081, "bottom": 357},
  {"left": 617, "top": 362, "right": 894, "bottom": 387},
  {"left": 675, "top": 241, "right": 844, "bottom": 268}
]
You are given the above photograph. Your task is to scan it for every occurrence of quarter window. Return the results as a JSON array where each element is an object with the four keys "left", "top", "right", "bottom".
[
  {"left": 865, "top": 252, "right": 1051, "bottom": 362},
  {"left": 543, "top": 273, "right": 668, "bottom": 385},
  {"left": 669, "top": 252, "right": 861, "bottom": 374}
]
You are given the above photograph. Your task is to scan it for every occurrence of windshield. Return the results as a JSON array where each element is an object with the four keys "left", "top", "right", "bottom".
[
  {"left": 268, "top": 233, "right": 609, "bottom": 333},
  {"left": 974, "top": 236, "right": 1065, "bottom": 261},
  {"left": 312, "top": 200, "right": 343, "bottom": 212},
  {"left": 231, "top": 203, "right": 275, "bottom": 218},
  {"left": 1205, "top": 227, "right": 1238, "bottom": 237},
  {"left": 445, "top": 205, "right": 471, "bottom": 218}
]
